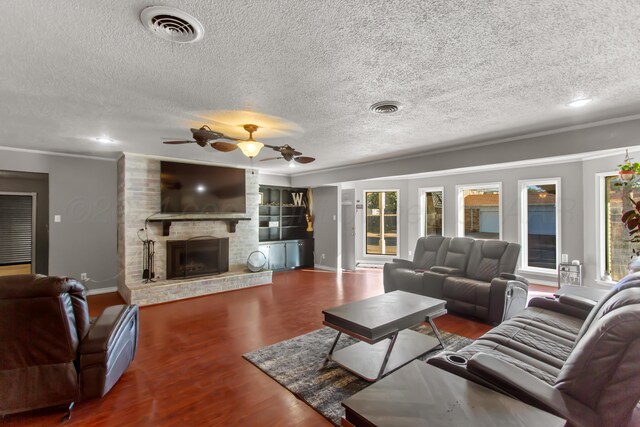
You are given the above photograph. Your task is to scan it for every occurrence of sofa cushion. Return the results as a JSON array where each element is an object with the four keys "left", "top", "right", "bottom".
[
  {"left": 452, "top": 340, "right": 560, "bottom": 386},
  {"left": 443, "top": 276, "right": 491, "bottom": 308},
  {"left": 442, "top": 237, "right": 473, "bottom": 271},
  {"left": 510, "top": 306, "right": 583, "bottom": 341},
  {"left": 413, "top": 236, "right": 449, "bottom": 269},
  {"left": 464, "top": 240, "right": 520, "bottom": 282},
  {"left": 479, "top": 322, "right": 573, "bottom": 368}
]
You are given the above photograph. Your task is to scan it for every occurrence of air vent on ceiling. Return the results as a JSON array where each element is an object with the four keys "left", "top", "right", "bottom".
[
  {"left": 369, "top": 101, "right": 402, "bottom": 114},
  {"left": 140, "top": 6, "right": 204, "bottom": 43}
]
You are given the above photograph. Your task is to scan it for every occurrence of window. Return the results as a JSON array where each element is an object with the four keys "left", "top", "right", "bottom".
[
  {"left": 457, "top": 183, "right": 502, "bottom": 240},
  {"left": 519, "top": 179, "right": 560, "bottom": 272},
  {"left": 365, "top": 191, "right": 398, "bottom": 255},
  {"left": 419, "top": 187, "right": 443, "bottom": 237},
  {"left": 599, "top": 174, "right": 636, "bottom": 282}
]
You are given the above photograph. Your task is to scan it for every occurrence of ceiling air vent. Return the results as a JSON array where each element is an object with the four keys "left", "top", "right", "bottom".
[
  {"left": 140, "top": 6, "right": 204, "bottom": 43},
  {"left": 369, "top": 101, "right": 402, "bottom": 114}
]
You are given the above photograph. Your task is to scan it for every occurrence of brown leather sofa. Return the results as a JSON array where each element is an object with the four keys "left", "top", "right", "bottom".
[
  {"left": 0, "top": 275, "right": 138, "bottom": 417},
  {"left": 384, "top": 236, "right": 527, "bottom": 324},
  {"left": 429, "top": 274, "right": 640, "bottom": 427}
]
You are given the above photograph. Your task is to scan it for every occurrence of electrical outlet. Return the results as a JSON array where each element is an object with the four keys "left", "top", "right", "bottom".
[
  {"left": 54, "top": 215, "right": 61, "bottom": 223},
  {"left": 321, "top": 253, "right": 326, "bottom": 260},
  {"left": 80, "top": 273, "right": 88, "bottom": 281},
  {"left": 408, "top": 250, "right": 412, "bottom": 257}
]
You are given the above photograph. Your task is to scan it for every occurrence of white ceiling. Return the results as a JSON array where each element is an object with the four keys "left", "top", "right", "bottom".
[{"left": 1, "top": 1, "right": 640, "bottom": 175}]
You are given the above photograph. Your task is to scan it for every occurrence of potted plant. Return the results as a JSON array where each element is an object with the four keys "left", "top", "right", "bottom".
[{"left": 618, "top": 162, "right": 640, "bottom": 182}]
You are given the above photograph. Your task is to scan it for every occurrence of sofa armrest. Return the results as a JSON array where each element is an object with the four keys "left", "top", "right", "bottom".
[
  {"left": 500, "top": 272, "right": 529, "bottom": 285},
  {"left": 430, "top": 266, "right": 464, "bottom": 275},
  {"left": 558, "top": 294, "right": 598, "bottom": 312},
  {"left": 467, "top": 353, "right": 598, "bottom": 427},
  {"left": 488, "top": 277, "right": 529, "bottom": 324},
  {"left": 391, "top": 258, "right": 415, "bottom": 267},
  {"left": 80, "top": 304, "right": 138, "bottom": 354}
]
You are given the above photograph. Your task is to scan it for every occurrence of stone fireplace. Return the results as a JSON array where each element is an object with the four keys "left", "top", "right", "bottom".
[
  {"left": 166, "top": 237, "right": 229, "bottom": 279},
  {"left": 116, "top": 153, "right": 272, "bottom": 305}
]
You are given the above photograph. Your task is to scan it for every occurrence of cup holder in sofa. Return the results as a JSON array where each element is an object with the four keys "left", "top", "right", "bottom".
[{"left": 446, "top": 354, "right": 468, "bottom": 365}]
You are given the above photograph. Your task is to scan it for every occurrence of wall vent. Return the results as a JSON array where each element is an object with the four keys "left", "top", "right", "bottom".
[{"left": 140, "top": 6, "right": 204, "bottom": 44}]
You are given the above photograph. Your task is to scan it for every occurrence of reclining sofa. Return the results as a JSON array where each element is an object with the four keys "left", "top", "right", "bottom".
[
  {"left": 384, "top": 236, "right": 526, "bottom": 324},
  {"left": 429, "top": 274, "right": 640, "bottom": 427},
  {"left": 0, "top": 274, "right": 139, "bottom": 417}
]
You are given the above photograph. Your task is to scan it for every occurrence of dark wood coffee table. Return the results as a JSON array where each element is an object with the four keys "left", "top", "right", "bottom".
[
  {"left": 322, "top": 291, "right": 446, "bottom": 382},
  {"left": 342, "top": 360, "right": 565, "bottom": 426}
]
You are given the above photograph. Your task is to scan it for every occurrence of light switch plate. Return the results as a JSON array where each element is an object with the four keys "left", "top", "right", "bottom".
[{"left": 54, "top": 215, "right": 61, "bottom": 223}]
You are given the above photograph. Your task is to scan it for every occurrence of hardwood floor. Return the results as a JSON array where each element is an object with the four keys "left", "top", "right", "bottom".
[
  {"left": 0, "top": 263, "right": 30, "bottom": 277},
  {"left": 3, "top": 269, "right": 637, "bottom": 426}
]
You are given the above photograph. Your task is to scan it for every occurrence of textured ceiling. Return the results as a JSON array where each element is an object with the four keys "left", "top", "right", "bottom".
[{"left": 1, "top": 1, "right": 640, "bottom": 175}]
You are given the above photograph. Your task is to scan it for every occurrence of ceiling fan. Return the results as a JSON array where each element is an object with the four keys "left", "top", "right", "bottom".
[
  {"left": 162, "top": 125, "right": 238, "bottom": 152},
  {"left": 260, "top": 144, "right": 315, "bottom": 164},
  {"left": 163, "top": 124, "right": 314, "bottom": 162}
]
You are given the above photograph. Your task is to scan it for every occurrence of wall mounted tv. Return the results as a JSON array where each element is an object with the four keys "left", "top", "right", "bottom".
[{"left": 160, "top": 161, "right": 246, "bottom": 214}]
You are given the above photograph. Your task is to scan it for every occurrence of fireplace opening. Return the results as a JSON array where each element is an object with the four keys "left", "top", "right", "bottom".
[{"left": 166, "top": 237, "right": 229, "bottom": 280}]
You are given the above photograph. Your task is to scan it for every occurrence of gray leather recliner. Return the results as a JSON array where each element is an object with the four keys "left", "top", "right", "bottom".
[
  {"left": 429, "top": 273, "right": 640, "bottom": 427},
  {"left": 384, "top": 236, "right": 527, "bottom": 324}
]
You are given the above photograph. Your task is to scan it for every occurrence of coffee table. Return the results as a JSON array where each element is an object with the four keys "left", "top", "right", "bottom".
[
  {"left": 341, "top": 360, "right": 565, "bottom": 426},
  {"left": 322, "top": 290, "right": 446, "bottom": 382}
]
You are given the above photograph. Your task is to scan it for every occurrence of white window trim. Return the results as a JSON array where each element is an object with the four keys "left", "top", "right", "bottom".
[
  {"left": 456, "top": 182, "right": 503, "bottom": 240},
  {"left": 596, "top": 171, "right": 619, "bottom": 286},
  {"left": 362, "top": 189, "right": 400, "bottom": 258},
  {"left": 518, "top": 178, "right": 561, "bottom": 276},
  {"left": 418, "top": 186, "right": 444, "bottom": 238}
]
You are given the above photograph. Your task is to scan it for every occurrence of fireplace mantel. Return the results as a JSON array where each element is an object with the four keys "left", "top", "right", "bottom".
[{"left": 147, "top": 217, "right": 251, "bottom": 235}]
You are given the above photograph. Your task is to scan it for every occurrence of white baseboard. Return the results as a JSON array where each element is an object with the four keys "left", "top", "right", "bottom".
[
  {"left": 314, "top": 264, "right": 338, "bottom": 272},
  {"left": 86, "top": 286, "right": 118, "bottom": 295},
  {"left": 355, "top": 262, "right": 384, "bottom": 269}
]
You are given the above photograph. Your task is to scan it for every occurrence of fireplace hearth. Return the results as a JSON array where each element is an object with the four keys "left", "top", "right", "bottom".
[{"left": 166, "top": 237, "right": 229, "bottom": 280}]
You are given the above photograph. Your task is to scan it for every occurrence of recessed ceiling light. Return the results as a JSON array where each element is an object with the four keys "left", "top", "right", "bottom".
[
  {"left": 567, "top": 97, "right": 592, "bottom": 108},
  {"left": 95, "top": 137, "right": 115, "bottom": 144},
  {"left": 288, "top": 163, "right": 296, "bottom": 168},
  {"left": 196, "top": 185, "right": 206, "bottom": 193}
]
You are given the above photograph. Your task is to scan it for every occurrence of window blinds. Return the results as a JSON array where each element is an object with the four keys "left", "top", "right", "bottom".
[{"left": 0, "top": 195, "right": 33, "bottom": 265}]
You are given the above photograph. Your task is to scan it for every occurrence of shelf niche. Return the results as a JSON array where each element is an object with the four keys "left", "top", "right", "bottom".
[{"left": 258, "top": 185, "right": 312, "bottom": 242}]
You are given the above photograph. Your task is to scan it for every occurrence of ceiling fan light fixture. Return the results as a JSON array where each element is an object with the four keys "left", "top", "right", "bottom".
[{"left": 237, "top": 139, "right": 264, "bottom": 158}]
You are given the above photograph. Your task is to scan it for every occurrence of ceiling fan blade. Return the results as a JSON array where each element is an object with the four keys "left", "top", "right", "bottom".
[
  {"left": 292, "top": 150, "right": 302, "bottom": 156},
  {"left": 263, "top": 144, "right": 280, "bottom": 150},
  {"left": 163, "top": 140, "right": 194, "bottom": 144},
  {"left": 210, "top": 142, "right": 238, "bottom": 152},
  {"left": 259, "top": 157, "right": 284, "bottom": 162},
  {"left": 294, "top": 156, "right": 315, "bottom": 164}
]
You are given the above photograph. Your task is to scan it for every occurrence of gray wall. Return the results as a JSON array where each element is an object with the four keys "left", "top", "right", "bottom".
[
  {"left": 0, "top": 149, "right": 117, "bottom": 290},
  {"left": 312, "top": 186, "right": 339, "bottom": 269},
  {"left": 292, "top": 118, "right": 640, "bottom": 187}
]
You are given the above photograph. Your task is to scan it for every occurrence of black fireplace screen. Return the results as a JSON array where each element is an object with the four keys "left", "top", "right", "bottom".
[{"left": 166, "top": 237, "right": 229, "bottom": 280}]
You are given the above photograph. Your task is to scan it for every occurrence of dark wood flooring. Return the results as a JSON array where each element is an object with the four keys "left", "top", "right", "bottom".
[{"left": 3, "top": 269, "right": 638, "bottom": 426}]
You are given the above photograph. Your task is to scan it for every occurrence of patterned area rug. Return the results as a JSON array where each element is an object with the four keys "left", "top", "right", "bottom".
[{"left": 243, "top": 325, "right": 473, "bottom": 426}]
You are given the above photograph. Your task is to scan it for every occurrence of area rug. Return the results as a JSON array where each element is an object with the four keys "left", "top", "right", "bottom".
[{"left": 243, "top": 325, "right": 473, "bottom": 426}]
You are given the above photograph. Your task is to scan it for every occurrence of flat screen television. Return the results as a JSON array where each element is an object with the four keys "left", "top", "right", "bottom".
[{"left": 160, "top": 161, "right": 246, "bottom": 214}]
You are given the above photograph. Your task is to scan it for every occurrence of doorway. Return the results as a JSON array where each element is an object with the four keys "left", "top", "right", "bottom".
[{"left": 0, "top": 193, "right": 36, "bottom": 277}]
